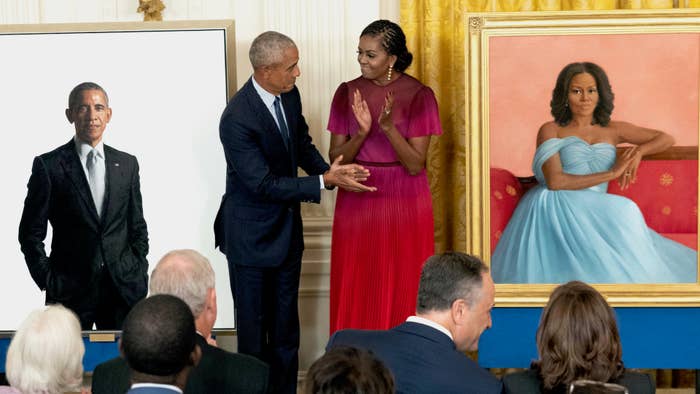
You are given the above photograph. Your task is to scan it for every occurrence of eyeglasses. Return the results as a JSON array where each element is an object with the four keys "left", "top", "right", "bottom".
[{"left": 568, "top": 379, "right": 629, "bottom": 394}]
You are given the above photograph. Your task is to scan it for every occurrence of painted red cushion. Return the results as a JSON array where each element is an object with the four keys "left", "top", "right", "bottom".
[
  {"left": 490, "top": 168, "right": 524, "bottom": 253},
  {"left": 607, "top": 160, "right": 698, "bottom": 235}
]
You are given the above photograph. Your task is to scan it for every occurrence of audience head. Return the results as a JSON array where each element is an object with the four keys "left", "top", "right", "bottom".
[
  {"left": 121, "top": 294, "right": 201, "bottom": 388},
  {"left": 360, "top": 20, "right": 413, "bottom": 72},
  {"left": 304, "top": 346, "right": 395, "bottom": 394},
  {"left": 150, "top": 249, "right": 217, "bottom": 331},
  {"left": 249, "top": 31, "right": 297, "bottom": 69},
  {"left": 550, "top": 62, "right": 614, "bottom": 127},
  {"left": 416, "top": 252, "right": 494, "bottom": 352},
  {"left": 535, "top": 281, "right": 624, "bottom": 390},
  {"left": 5, "top": 305, "right": 84, "bottom": 394}
]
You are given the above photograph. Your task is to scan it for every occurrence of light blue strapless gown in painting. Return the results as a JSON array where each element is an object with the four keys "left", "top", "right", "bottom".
[{"left": 491, "top": 136, "right": 697, "bottom": 284}]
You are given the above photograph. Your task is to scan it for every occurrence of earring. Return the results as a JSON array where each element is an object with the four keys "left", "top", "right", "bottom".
[
  {"left": 387, "top": 65, "right": 393, "bottom": 81},
  {"left": 565, "top": 102, "right": 568, "bottom": 107}
]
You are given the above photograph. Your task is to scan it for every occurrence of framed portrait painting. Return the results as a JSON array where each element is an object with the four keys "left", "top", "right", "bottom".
[
  {"left": 0, "top": 20, "right": 237, "bottom": 330},
  {"left": 466, "top": 9, "right": 700, "bottom": 306}
]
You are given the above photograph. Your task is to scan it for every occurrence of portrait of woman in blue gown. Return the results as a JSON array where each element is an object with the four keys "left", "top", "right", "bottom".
[{"left": 491, "top": 62, "right": 698, "bottom": 284}]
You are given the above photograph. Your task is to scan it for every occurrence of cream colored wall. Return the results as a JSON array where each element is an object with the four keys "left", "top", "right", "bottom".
[{"left": 1, "top": 0, "right": 398, "bottom": 375}]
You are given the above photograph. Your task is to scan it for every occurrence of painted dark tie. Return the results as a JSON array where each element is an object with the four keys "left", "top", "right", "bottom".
[{"left": 273, "top": 96, "right": 290, "bottom": 149}]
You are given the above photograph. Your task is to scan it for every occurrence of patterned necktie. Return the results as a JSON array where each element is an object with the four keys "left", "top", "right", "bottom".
[
  {"left": 273, "top": 96, "right": 290, "bottom": 149},
  {"left": 86, "top": 149, "right": 105, "bottom": 218}
]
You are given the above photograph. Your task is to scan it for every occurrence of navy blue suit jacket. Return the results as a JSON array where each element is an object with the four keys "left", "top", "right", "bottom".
[
  {"left": 18, "top": 140, "right": 148, "bottom": 306},
  {"left": 328, "top": 322, "right": 504, "bottom": 394},
  {"left": 215, "top": 78, "right": 329, "bottom": 267}
]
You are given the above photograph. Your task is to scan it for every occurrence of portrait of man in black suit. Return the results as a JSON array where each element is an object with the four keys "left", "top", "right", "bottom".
[
  {"left": 215, "top": 31, "right": 374, "bottom": 394},
  {"left": 18, "top": 82, "right": 149, "bottom": 330}
]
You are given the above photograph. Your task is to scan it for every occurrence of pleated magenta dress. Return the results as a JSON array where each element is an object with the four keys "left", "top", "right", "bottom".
[{"left": 327, "top": 74, "right": 442, "bottom": 334}]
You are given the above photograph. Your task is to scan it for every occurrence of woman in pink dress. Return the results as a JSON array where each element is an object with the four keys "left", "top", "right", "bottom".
[{"left": 327, "top": 20, "right": 442, "bottom": 333}]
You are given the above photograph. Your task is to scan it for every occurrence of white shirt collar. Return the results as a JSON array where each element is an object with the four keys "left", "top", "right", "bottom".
[
  {"left": 130, "top": 383, "right": 183, "bottom": 393},
  {"left": 406, "top": 315, "right": 453, "bottom": 341},
  {"left": 251, "top": 75, "right": 277, "bottom": 110},
  {"left": 73, "top": 135, "right": 104, "bottom": 160}
]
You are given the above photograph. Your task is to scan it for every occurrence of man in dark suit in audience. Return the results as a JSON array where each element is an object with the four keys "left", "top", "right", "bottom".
[
  {"left": 18, "top": 82, "right": 149, "bottom": 330},
  {"left": 92, "top": 249, "right": 269, "bottom": 394},
  {"left": 327, "top": 252, "right": 504, "bottom": 394},
  {"left": 120, "top": 294, "right": 200, "bottom": 394},
  {"left": 214, "top": 30, "right": 375, "bottom": 394}
]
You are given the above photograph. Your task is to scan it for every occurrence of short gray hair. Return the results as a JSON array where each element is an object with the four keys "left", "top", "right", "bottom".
[
  {"left": 149, "top": 249, "right": 215, "bottom": 318},
  {"left": 416, "top": 252, "right": 489, "bottom": 313},
  {"left": 6, "top": 305, "right": 84, "bottom": 394},
  {"left": 249, "top": 31, "right": 296, "bottom": 69}
]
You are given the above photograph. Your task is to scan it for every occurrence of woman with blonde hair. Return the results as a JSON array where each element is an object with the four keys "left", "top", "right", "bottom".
[
  {"left": 503, "top": 281, "right": 653, "bottom": 393},
  {"left": 1, "top": 305, "right": 85, "bottom": 394}
]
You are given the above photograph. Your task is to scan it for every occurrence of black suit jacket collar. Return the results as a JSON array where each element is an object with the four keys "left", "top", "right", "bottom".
[
  {"left": 240, "top": 78, "right": 297, "bottom": 160},
  {"left": 57, "top": 139, "right": 125, "bottom": 227},
  {"left": 58, "top": 140, "right": 100, "bottom": 225},
  {"left": 392, "top": 321, "right": 457, "bottom": 350}
]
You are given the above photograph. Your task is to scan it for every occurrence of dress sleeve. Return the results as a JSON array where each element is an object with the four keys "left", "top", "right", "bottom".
[
  {"left": 327, "top": 82, "right": 354, "bottom": 135},
  {"left": 405, "top": 85, "right": 443, "bottom": 138},
  {"left": 532, "top": 137, "right": 564, "bottom": 183}
]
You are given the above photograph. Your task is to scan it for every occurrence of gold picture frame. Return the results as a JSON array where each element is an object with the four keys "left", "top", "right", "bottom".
[{"left": 466, "top": 9, "right": 700, "bottom": 306}]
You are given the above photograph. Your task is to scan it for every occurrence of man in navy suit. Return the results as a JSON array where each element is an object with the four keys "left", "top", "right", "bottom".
[
  {"left": 327, "top": 252, "right": 504, "bottom": 394},
  {"left": 19, "top": 82, "right": 149, "bottom": 330},
  {"left": 215, "top": 31, "right": 374, "bottom": 394},
  {"left": 121, "top": 294, "right": 201, "bottom": 394}
]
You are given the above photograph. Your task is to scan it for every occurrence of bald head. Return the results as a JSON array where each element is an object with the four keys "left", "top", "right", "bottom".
[{"left": 149, "top": 249, "right": 215, "bottom": 318}]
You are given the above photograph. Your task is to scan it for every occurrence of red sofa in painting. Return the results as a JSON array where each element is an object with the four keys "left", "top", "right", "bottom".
[{"left": 490, "top": 147, "right": 698, "bottom": 253}]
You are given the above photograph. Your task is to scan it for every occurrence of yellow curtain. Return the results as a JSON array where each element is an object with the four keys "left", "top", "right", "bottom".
[
  {"left": 401, "top": 0, "right": 469, "bottom": 253},
  {"left": 400, "top": 0, "right": 696, "bottom": 387}
]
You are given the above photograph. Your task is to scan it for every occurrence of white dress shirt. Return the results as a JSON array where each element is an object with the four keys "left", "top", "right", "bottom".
[
  {"left": 406, "top": 315, "right": 454, "bottom": 341},
  {"left": 130, "top": 383, "right": 183, "bottom": 393},
  {"left": 74, "top": 135, "right": 105, "bottom": 182}
]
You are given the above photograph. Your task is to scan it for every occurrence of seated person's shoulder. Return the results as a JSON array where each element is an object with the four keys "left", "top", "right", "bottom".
[
  {"left": 459, "top": 358, "right": 503, "bottom": 390},
  {"left": 206, "top": 344, "right": 269, "bottom": 372},
  {"left": 192, "top": 345, "right": 269, "bottom": 393},
  {"left": 91, "top": 356, "right": 130, "bottom": 394},
  {"left": 328, "top": 329, "right": 390, "bottom": 347},
  {"left": 502, "top": 369, "right": 541, "bottom": 393},
  {"left": 616, "top": 370, "right": 654, "bottom": 393},
  {"left": 606, "top": 120, "right": 631, "bottom": 129},
  {"left": 537, "top": 121, "right": 559, "bottom": 146}
]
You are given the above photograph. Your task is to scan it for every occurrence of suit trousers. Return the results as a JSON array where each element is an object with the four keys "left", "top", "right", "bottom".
[
  {"left": 231, "top": 247, "right": 302, "bottom": 394},
  {"left": 51, "top": 266, "right": 130, "bottom": 330}
]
